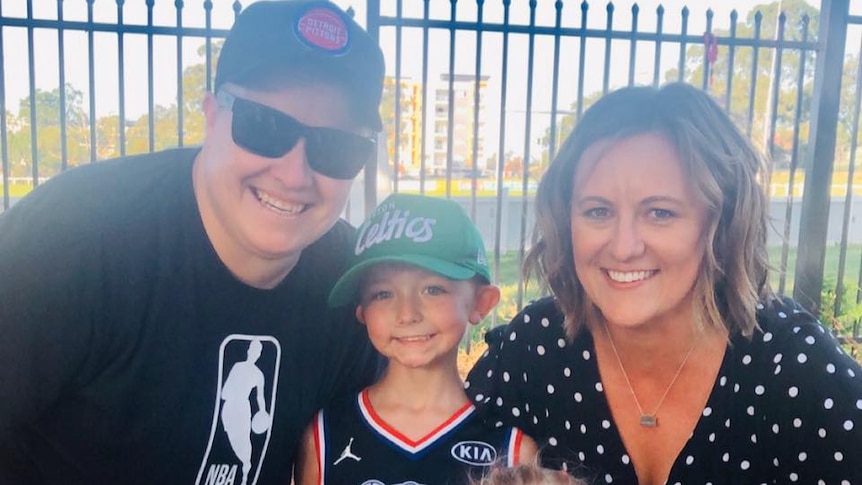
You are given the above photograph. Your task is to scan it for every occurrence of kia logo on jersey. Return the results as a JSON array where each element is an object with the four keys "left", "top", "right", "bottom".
[
  {"left": 450, "top": 440, "right": 497, "bottom": 466},
  {"left": 195, "top": 335, "right": 282, "bottom": 485}
]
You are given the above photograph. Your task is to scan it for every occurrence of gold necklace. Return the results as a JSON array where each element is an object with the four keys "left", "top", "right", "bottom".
[{"left": 604, "top": 326, "right": 698, "bottom": 427}]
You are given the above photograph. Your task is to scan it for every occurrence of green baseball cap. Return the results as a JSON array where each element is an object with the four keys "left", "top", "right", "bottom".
[{"left": 328, "top": 193, "right": 491, "bottom": 307}]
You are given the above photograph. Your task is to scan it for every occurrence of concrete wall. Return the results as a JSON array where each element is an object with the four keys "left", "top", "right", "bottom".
[{"left": 767, "top": 197, "right": 862, "bottom": 248}]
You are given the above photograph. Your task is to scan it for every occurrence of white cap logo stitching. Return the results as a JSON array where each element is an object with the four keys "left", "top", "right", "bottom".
[{"left": 354, "top": 209, "right": 437, "bottom": 255}]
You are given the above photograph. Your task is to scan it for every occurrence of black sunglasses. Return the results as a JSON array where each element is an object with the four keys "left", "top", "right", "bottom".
[{"left": 216, "top": 91, "right": 375, "bottom": 180}]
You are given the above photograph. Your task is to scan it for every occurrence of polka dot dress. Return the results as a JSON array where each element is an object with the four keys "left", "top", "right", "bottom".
[{"left": 465, "top": 296, "right": 862, "bottom": 484}]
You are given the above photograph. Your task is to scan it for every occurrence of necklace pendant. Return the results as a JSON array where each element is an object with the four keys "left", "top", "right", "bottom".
[{"left": 640, "top": 414, "right": 658, "bottom": 427}]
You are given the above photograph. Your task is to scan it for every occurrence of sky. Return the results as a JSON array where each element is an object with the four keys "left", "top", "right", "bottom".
[{"left": 0, "top": 0, "right": 837, "bottom": 157}]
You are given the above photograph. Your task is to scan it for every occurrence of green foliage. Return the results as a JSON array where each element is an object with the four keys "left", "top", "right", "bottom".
[
  {"left": 537, "top": 90, "right": 604, "bottom": 168},
  {"left": 380, "top": 77, "right": 418, "bottom": 172},
  {"left": 673, "top": 0, "right": 821, "bottom": 164},
  {"left": 5, "top": 84, "right": 92, "bottom": 177},
  {"left": 535, "top": 0, "right": 834, "bottom": 171},
  {"left": 460, "top": 251, "right": 547, "bottom": 348},
  {"left": 819, "top": 278, "right": 862, "bottom": 359},
  {"left": 1, "top": 42, "right": 221, "bottom": 178}
]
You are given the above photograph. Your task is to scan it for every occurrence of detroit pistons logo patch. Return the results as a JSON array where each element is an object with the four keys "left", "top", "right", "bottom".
[{"left": 294, "top": 7, "right": 350, "bottom": 54}]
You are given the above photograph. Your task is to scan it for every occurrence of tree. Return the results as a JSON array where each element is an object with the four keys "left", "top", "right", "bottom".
[
  {"left": 5, "top": 111, "right": 30, "bottom": 178},
  {"left": 669, "top": 0, "right": 820, "bottom": 166},
  {"left": 2, "top": 39, "right": 226, "bottom": 184},
  {"left": 8, "top": 84, "right": 91, "bottom": 178},
  {"left": 94, "top": 42, "right": 220, "bottom": 159},
  {"left": 175, "top": 41, "right": 223, "bottom": 147},
  {"left": 535, "top": 0, "right": 845, "bottom": 174},
  {"left": 536, "top": 90, "right": 604, "bottom": 169},
  {"left": 123, "top": 42, "right": 222, "bottom": 156},
  {"left": 380, "top": 76, "right": 420, "bottom": 176}
]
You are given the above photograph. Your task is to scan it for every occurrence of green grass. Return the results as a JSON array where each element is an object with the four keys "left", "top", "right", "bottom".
[
  {"left": 486, "top": 251, "right": 545, "bottom": 315},
  {"left": 487, "top": 251, "right": 527, "bottom": 287},
  {"left": 768, "top": 244, "right": 862, "bottom": 301}
]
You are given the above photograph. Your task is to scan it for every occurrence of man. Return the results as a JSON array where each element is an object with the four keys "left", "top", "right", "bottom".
[{"left": 0, "top": 1, "right": 383, "bottom": 483}]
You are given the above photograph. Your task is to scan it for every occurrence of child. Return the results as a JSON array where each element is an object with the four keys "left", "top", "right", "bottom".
[
  {"left": 295, "top": 193, "right": 537, "bottom": 485},
  {"left": 470, "top": 463, "right": 586, "bottom": 485}
]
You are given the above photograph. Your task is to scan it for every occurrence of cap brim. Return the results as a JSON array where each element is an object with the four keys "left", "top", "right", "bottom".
[{"left": 328, "top": 255, "right": 477, "bottom": 307}]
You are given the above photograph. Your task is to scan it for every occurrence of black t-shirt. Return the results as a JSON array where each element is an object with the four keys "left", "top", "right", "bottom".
[
  {"left": 0, "top": 148, "right": 380, "bottom": 485},
  {"left": 466, "top": 296, "right": 862, "bottom": 484}
]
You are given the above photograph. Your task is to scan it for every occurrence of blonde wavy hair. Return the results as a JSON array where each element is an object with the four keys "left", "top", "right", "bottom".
[
  {"left": 525, "top": 82, "right": 772, "bottom": 340},
  {"left": 470, "top": 463, "right": 585, "bottom": 485}
]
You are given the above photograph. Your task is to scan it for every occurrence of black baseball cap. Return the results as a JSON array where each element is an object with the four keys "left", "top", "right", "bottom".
[{"left": 215, "top": 0, "right": 384, "bottom": 131}]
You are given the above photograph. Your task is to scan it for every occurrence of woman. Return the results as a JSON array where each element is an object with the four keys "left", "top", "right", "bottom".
[{"left": 466, "top": 83, "right": 861, "bottom": 485}]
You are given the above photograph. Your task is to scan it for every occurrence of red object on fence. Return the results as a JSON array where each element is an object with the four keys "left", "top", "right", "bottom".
[{"left": 703, "top": 33, "right": 719, "bottom": 86}]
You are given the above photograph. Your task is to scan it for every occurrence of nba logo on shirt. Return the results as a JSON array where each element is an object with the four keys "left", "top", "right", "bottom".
[{"left": 196, "top": 335, "right": 282, "bottom": 485}]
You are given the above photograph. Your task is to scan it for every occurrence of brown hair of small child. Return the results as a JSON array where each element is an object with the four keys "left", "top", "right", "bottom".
[{"left": 470, "top": 462, "right": 586, "bottom": 485}]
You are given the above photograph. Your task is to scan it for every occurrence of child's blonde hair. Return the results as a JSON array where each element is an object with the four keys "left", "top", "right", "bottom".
[{"left": 471, "top": 463, "right": 585, "bottom": 485}]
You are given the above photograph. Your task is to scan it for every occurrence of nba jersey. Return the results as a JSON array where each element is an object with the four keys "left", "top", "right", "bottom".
[{"left": 312, "top": 389, "right": 524, "bottom": 485}]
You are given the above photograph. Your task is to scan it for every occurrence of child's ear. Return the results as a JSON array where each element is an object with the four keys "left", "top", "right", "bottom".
[
  {"left": 355, "top": 305, "right": 368, "bottom": 325},
  {"left": 469, "top": 284, "right": 501, "bottom": 325}
]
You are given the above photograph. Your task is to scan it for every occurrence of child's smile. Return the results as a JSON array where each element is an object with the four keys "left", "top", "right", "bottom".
[{"left": 394, "top": 334, "right": 436, "bottom": 343}]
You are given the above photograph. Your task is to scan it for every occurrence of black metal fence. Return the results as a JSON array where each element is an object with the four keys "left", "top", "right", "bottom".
[
  {"left": 373, "top": 0, "right": 818, "bottom": 300},
  {"left": 1, "top": 0, "right": 860, "bottom": 343}
]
